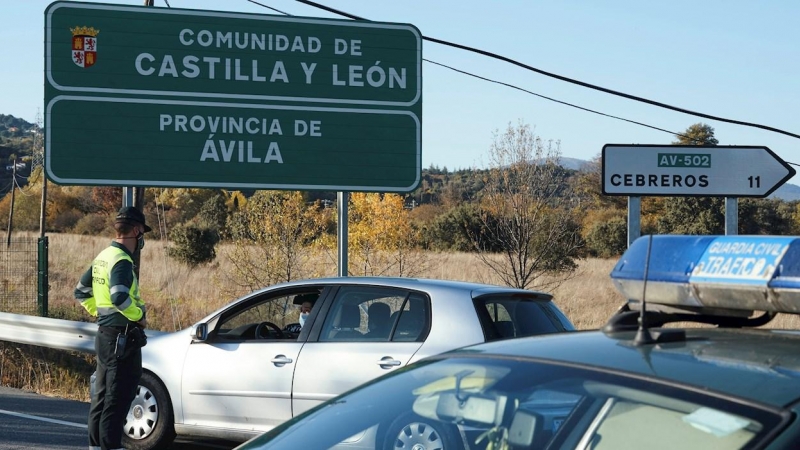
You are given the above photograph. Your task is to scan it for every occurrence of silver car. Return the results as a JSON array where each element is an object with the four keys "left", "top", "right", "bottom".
[{"left": 118, "top": 277, "right": 574, "bottom": 449}]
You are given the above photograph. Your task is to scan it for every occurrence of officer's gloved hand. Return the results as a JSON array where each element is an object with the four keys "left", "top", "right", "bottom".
[{"left": 128, "top": 326, "right": 148, "bottom": 348}]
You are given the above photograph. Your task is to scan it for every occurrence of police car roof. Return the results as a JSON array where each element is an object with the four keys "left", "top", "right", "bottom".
[{"left": 610, "top": 235, "right": 800, "bottom": 315}]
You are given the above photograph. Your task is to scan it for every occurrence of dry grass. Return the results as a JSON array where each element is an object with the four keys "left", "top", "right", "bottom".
[{"left": 0, "top": 342, "right": 93, "bottom": 401}]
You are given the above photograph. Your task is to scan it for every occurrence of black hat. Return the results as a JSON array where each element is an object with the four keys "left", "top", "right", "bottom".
[
  {"left": 293, "top": 292, "right": 320, "bottom": 305},
  {"left": 115, "top": 207, "right": 152, "bottom": 233}
]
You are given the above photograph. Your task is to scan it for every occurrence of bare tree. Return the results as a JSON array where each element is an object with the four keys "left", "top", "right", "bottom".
[{"left": 471, "top": 122, "right": 582, "bottom": 290}]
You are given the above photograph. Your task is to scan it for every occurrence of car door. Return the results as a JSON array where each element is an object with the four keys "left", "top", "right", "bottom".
[
  {"left": 292, "top": 286, "right": 430, "bottom": 416},
  {"left": 181, "top": 288, "right": 323, "bottom": 431}
]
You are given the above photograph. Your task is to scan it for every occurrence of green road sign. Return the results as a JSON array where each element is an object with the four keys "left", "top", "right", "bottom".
[
  {"left": 46, "top": 1, "right": 421, "bottom": 106},
  {"left": 46, "top": 96, "right": 420, "bottom": 191},
  {"left": 44, "top": 1, "right": 422, "bottom": 192}
]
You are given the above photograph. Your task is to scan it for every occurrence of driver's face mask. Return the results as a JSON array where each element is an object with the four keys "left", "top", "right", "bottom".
[{"left": 299, "top": 312, "right": 309, "bottom": 328}]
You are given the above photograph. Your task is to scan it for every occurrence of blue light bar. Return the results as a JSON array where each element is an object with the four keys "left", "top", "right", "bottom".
[{"left": 611, "top": 235, "right": 800, "bottom": 314}]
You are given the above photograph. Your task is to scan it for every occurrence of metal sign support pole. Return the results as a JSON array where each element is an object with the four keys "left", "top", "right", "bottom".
[
  {"left": 725, "top": 197, "right": 738, "bottom": 235},
  {"left": 123, "top": 187, "right": 134, "bottom": 207},
  {"left": 337, "top": 192, "right": 349, "bottom": 277},
  {"left": 628, "top": 196, "right": 641, "bottom": 247}
]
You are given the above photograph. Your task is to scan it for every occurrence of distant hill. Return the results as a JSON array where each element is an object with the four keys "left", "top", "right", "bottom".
[
  {"left": 0, "top": 115, "right": 38, "bottom": 196},
  {"left": 560, "top": 156, "right": 592, "bottom": 171},
  {"left": 769, "top": 182, "right": 800, "bottom": 202},
  {"left": 0, "top": 114, "right": 38, "bottom": 138}
]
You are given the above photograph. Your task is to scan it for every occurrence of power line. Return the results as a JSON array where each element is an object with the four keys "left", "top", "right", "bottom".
[
  {"left": 423, "top": 59, "right": 689, "bottom": 141},
  {"left": 11, "top": 174, "right": 34, "bottom": 197},
  {"left": 246, "top": 0, "right": 290, "bottom": 15},
  {"left": 292, "top": 0, "right": 800, "bottom": 141}
]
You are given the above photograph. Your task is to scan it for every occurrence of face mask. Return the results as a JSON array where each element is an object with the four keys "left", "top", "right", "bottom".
[
  {"left": 136, "top": 231, "right": 145, "bottom": 250},
  {"left": 299, "top": 312, "right": 309, "bottom": 328}
]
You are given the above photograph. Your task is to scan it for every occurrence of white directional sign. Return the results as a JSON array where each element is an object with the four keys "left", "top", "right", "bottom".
[{"left": 602, "top": 145, "right": 795, "bottom": 198}]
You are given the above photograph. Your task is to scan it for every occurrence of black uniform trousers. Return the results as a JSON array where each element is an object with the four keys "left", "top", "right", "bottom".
[{"left": 89, "top": 326, "right": 142, "bottom": 450}]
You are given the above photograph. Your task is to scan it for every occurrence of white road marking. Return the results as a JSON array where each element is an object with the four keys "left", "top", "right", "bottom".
[{"left": 0, "top": 408, "right": 87, "bottom": 429}]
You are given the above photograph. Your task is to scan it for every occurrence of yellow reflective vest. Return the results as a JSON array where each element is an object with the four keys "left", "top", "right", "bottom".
[{"left": 88, "top": 245, "right": 145, "bottom": 323}]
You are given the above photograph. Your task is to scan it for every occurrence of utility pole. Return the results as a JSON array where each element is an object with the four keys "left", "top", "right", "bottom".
[
  {"left": 6, "top": 159, "right": 16, "bottom": 248},
  {"left": 36, "top": 110, "right": 47, "bottom": 237},
  {"left": 34, "top": 108, "right": 49, "bottom": 316}
]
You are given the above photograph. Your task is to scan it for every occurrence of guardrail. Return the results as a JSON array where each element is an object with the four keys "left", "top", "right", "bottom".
[{"left": 0, "top": 311, "right": 97, "bottom": 354}]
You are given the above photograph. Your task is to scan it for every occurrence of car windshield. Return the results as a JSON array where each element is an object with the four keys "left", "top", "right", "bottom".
[{"left": 241, "top": 356, "right": 783, "bottom": 450}]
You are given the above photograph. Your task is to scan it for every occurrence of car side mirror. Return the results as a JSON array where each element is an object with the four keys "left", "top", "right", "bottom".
[{"left": 192, "top": 323, "right": 208, "bottom": 342}]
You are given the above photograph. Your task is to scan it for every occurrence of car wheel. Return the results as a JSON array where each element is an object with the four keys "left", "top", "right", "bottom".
[
  {"left": 121, "top": 372, "right": 176, "bottom": 450},
  {"left": 383, "top": 413, "right": 459, "bottom": 450}
]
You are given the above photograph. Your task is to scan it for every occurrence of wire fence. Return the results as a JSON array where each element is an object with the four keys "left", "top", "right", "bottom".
[{"left": 0, "top": 237, "right": 43, "bottom": 315}]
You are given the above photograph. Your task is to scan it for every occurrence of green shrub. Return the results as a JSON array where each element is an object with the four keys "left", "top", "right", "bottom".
[
  {"left": 585, "top": 217, "right": 628, "bottom": 258},
  {"left": 167, "top": 224, "right": 219, "bottom": 266},
  {"left": 197, "top": 194, "right": 228, "bottom": 237},
  {"left": 421, "top": 204, "right": 485, "bottom": 252},
  {"left": 71, "top": 213, "right": 111, "bottom": 235}
]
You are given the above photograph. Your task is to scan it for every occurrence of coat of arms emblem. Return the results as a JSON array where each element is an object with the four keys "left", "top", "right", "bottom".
[{"left": 70, "top": 26, "right": 99, "bottom": 68}]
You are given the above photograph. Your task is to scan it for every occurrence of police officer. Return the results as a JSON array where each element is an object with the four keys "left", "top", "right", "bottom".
[{"left": 74, "top": 206, "right": 151, "bottom": 450}]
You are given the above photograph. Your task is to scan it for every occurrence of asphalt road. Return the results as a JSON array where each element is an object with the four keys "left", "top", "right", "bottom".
[{"left": 0, "top": 386, "right": 239, "bottom": 450}]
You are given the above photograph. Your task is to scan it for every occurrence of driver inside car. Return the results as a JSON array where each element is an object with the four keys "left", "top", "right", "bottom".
[
  {"left": 283, "top": 293, "right": 319, "bottom": 335},
  {"left": 299, "top": 300, "right": 313, "bottom": 328}
]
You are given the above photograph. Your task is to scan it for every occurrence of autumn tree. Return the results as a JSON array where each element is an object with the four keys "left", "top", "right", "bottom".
[
  {"left": 570, "top": 155, "right": 637, "bottom": 256},
  {"left": 471, "top": 122, "right": 582, "bottom": 290},
  {"left": 91, "top": 187, "right": 123, "bottom": 215},
  {"left": 157, "top": 188, "right": 221, "bottom": 226},
  {"left": 1, "top": 168, "right": 122, "bottom": 234},
  {"left": 739, "top": 198, "right": 796, "bottom": 235},
  {"left": 572, "top": 155, "right": 626, "bottom": 211},
  {"left": 224, "top": 190, "right": 248, "bottom": 214},
  {"left": 0, "top": 166, "right": 44, "bottom": 231},
  {"left": 221, "top": 191, "right": 326, "bottom": 296},
  {"left": 657, "top": 123, "right": 724, "bottom": 234},
  {"left": 323, "top": 192, "right": 428, "bottom": 277}
]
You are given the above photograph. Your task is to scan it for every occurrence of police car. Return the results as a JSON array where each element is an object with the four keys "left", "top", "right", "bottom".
[{"left": 234, "top": 235, "right": 800, "bottom": 450}]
